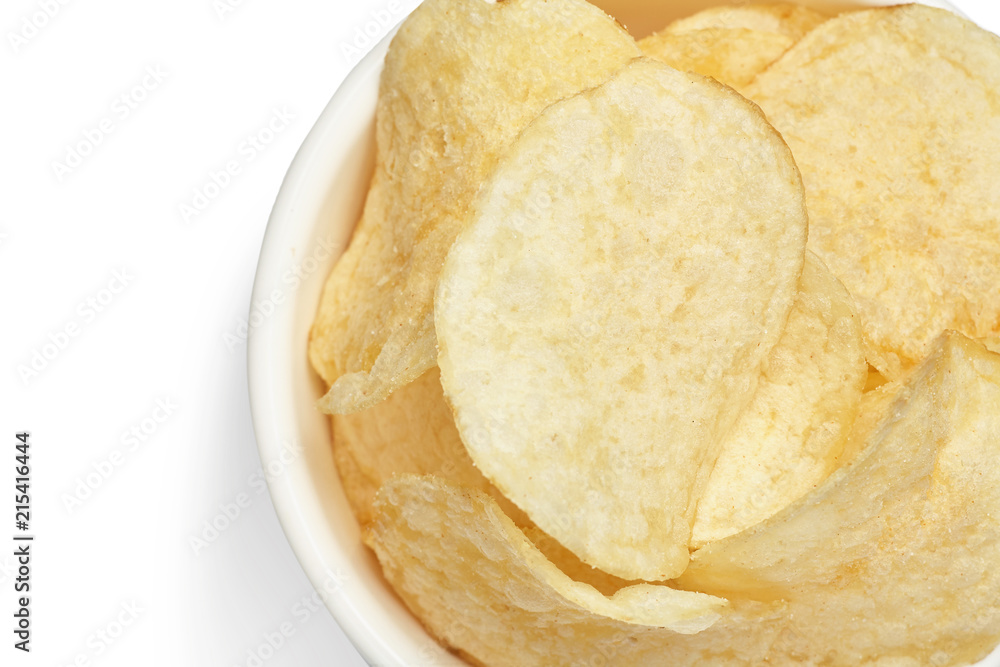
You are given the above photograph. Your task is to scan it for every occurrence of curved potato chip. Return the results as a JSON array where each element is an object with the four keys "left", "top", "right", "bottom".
[
  {"left": 746, "top": 5, "right": 1000, "bottom": 378},
  {"left": 332, "top": 367, "right": 530, "bottom": 526},
  {"left": 520, "top": 525, "right": 637, "bottom": 597},
  {"left": 640, "top": 27, "right": 794, "bottom": 91},
  {"left": 367, "top": 475, "right": 726, "bottom": 639},
  {"left": 677, "top": 333, "right": 1000, "bottom": 665},
  {"left": 330, "top": 424, "right": 379, "bottom": 525},
  {"left": 666, "top": 3, "right": 826, "bottom": 40},
  {"left": 436, "top": 58, "right": 808, "bottom": 581},
  {"left": 691, "top": 252, "right": 866, "bottom": 546},
  {"left": 332, "top": 364, "right": 647, "bottom": 594},
  {"left": 309, "top": 0, "right": 641, "bottom": 414},
  {"left": 370, "top": 463, "right": 1000, "bottom": 665}
]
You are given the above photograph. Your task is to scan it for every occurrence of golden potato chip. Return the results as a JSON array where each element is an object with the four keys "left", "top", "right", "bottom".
[
  {"left": 677, "top": 333, "right": 1000, "bottom": 665},
  {"left": 309, "top": 0, "right": 641, "bottom": 414},
  {"left": 691, "top": 252, "right": 866, "bottom": 546},
  {"left": 367, "top": 475, "right": 726, "bottom": 637},
  {"left": 371, "top": 467, "right": 996, "bottom": 666},
  {"left": 745, "top": 5, "right": 1000, "bottom": 379},
  {"left": 665, "top": 3, "right": 826, "bottom": 40},
  {"left": 640, "top": 27, "right": 793, "bottom": 91},
  {"left": 332, "top": 366, "right": 530, "bottom": 526},
  {"left": 330, "top": 425, "right": 379, "bottom": 525},
  {"left": 333, "top": 365, "right": 643, "bottom": 596},
  {"left": 435, "top": 58, "right": 808, "bottom": 581},
  {"left": 367, "top": 335, "right": 1000, "bottom": 665},
  {"left": 520, "top": 525, "right": 637, "bottom": 597}
]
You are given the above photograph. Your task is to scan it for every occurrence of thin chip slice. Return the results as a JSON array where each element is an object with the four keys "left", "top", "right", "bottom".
[
  {"left": 665, "top": 3, "right": 826, "bottom": 40},
  {"left": 435, "top": 58, "right": 808, "bottom": 581},
  {"left": 677, "top": 333, "right": 1000, "bottom": 665},
  {"left": 520, "top": 525, "right": 637, "bottom": 597},
  {"left": 331, "top": 424, "right": 380, "bottom": 525},
  {"left": 367, "top": 337, "right": 1000, "bottom": 665},
  {"left": 369, "top": 479, "right": 786, "bottom": 665},
  {"left": 367, "top": 475, "right": 726, "bottom": 639},
  {"left": 333, "top": 364, "right": 643, "bottom": 593},
  {"left": 691, "top": 252, "right": 866, "bottom": 546},
  {"left": 640, "top": 27, "right": 794, "bottom": 91},
  {"left": 309, "top": 0, "right": 641, "bottom": 414},
  {"left": 332, "top": 366, "right": 530, "bottom": 526},
  {"left": 745, "top": 5, "right": 1000, "bottom": 378}
]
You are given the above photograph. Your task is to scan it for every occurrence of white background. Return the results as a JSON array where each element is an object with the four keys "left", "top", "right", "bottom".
[{"left": 1, "top": 1, "right": 998, "bottom": 666}]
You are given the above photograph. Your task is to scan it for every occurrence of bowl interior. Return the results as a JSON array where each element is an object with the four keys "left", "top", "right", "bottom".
[{"left": 249, "top": 1, "right": 977, "bottom": 666}]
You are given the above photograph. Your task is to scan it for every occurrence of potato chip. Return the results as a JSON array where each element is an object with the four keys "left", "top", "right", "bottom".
[
  {"left": 309, "top": 0, "right": 641, "bottom": 414},
  {"left": 640, "top": 28, "right": 793, "bottom": 91},
  {"left": 370, "top": 482, "right": 784, "bottom": 663},
  {"left": 691, "top": 252, "right": 866, "bottom": 546},
  {"left": 435, "top": 58, "right": 808, "bottom": 581},
  {"left": 332, "top": 366, "right": 530, "bottom": 526},
  {"left": 745, "top": 5, "right": 1000, "bottom": 379},
  {"left": 367, "top": 475, "right": 726, "bottom": 635},
  {"left": 330, "top": 424, "right": 379, "bottom": 525},
  {"left": 368, "top": 336, "right": 1000, "bottom": 664},
  {"left": 519, "top": 525, "right": 637, "bottom": 597},
  {"left": 665, "top": 3, "right": 826, "bottom": 40},
  {"left": 677, "top": 333, "right": 1000, "bottom": 665},
  {"left": 332, "top": 362, "right": 650, "bottom": 595}
]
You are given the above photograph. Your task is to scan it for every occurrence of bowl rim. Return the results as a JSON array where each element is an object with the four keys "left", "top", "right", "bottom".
[{"left": 247, "top": 21, "right": 435, "bottom": 667}]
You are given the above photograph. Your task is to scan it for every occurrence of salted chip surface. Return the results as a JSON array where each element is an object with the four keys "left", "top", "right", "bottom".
[
  {"left": 367, "top": 475, "right": 726, "bottom": 641},
  {"left": 746, "top": 5, "right": 1000, "bottom": 378},
  {"left": 665, "top": 3, "right": 825, "bottom": 40},
  {"left": 678, "top": 333, "right": 1000, "bottom": 665},
  {"left": 640, "top": 27, "right": 793, "bottom": 91},
  {"left": 308, "top": 0, "right": 640, "bottom": 414},
  {"left": 435, "top": 58, "right": 807, "bottom": 581},
  {"left": 691, "top": 252, "right": 866, "bottom": 546}
]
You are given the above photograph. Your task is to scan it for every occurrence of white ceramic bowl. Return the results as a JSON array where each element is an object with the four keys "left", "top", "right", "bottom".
[{"left": 248, "top": 2, "right": 997, "bottom": 666}]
